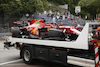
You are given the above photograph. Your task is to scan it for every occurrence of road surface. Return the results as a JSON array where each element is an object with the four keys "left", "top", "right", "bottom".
[{"left": 0, "top": 40, "right": 80, "bottom": 67}]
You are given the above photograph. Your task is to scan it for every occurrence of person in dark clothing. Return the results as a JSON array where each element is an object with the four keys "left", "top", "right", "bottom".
[{"left": 92, "top": 27, "right": 100, "bottom": 40}]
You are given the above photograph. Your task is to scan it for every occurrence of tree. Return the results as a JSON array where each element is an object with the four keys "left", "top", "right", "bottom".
[
  {"left": 47, "top": 0, "right": 80, "bottom": 15},
  {"left": 20, "top": 0, "right": 44, "bottom": 14},
  {"left": 78, "top": 0, "right": 100, "bottom": 19},
  {"left": 0, "top": 0, "right": 49, "bottom": 24},
  {"left": 41, "top": 0, "right": 49, "bottom": 10},
  {"left": 66, "top": 0, "right": 80, "bottom": 15},
  {"left": 0, "top": 0, "right": 23, "bottom": 23}
]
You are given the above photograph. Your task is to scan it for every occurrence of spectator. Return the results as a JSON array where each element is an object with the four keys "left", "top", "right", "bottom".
[{"left": 53, "top": 16, "right": 56, "bottom": 24}]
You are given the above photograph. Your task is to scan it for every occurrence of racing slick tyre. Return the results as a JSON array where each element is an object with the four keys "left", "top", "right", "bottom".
[
  {"left": 22, "top": 46, "right": 33, "bottom": 64},
  {"left": 48, "top": 29, "right": 65, "bottom": 40},
  {"left": 11, "top": 27, "right": 21, "bottom": 38},
  {"left": 48, "top": 29, "right": 65, "bottom": 37},
  {"left": 68, "top": 33, "right": 78, "bottom": 40},
  {"left": 77, "top": 28, "right": 82, "bottom": 31}
]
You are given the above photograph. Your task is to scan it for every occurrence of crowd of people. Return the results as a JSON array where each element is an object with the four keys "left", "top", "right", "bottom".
[{"left": 44, "top": 11, "right": 85, "bottom": 27}]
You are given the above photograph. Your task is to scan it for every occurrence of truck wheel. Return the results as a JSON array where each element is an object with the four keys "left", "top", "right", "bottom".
[{"left": 22, "top": 47, "right": 33, "bottom": 64}]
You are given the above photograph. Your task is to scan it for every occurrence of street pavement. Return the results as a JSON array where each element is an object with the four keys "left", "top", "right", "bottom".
[
  {"left": 0, "top": 41, "right": 20, "bottom": 63},
  {"left": 0, "top": 40, "right": 80, "bottom": 67}
]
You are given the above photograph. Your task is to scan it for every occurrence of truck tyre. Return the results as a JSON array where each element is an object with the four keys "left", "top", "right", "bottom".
[
  {"left": 11, "top": 27, "right": 21, "bottom": 38},
  {"left": 22, "top": 47, "right": 33, "bottom": 64}
]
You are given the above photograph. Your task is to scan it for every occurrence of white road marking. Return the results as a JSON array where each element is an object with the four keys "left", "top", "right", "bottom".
[{"left": 0, "top": 59, "right": 23, "bottom": 66}]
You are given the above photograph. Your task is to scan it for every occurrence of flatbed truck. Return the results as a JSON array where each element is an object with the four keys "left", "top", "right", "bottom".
[{"left": 3, "top": 22, "right": 100, "bottom": 67}]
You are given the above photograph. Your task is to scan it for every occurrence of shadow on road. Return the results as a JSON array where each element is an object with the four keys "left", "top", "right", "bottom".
[{"left": 29, "top": 59, "right": 81, "bottom": 67}]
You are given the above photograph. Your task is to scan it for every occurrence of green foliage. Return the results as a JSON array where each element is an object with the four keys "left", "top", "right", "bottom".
[
  {"left": 47, "top": 0, "right": 80, "bottom": 15},
  {"left": 1, "top": 0, "right": 99, "bottom": 20},
  {"left": 0, "top": 0, "right": 49, "bottom": 17},
  {"left": 78, "top": 0, "right": 92, "bottom": 7},
  {"left": 21, "top": 0, "right": 44, "bottom": 14},
  {"left": 78, "top": 0, "right": 100, "bottom": 19},
  {"left": 0, "top": 0, "right": 49, "bottom": 23},
  {"left": 41, "top": 0, "right": 49, "bottom": 9}
]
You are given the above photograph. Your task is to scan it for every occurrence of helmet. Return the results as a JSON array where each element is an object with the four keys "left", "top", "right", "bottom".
[{"left": 96, "top": 27, "right": 100, "bottom": 31}]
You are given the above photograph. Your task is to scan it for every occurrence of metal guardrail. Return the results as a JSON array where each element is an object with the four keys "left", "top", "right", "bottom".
[{"left": 0, "top": 33, "right": 11, "bottom": 40}]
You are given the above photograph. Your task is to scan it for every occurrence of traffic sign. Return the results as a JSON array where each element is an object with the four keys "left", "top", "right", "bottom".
[
  {"left": 59, "top": 4, "right": 68, "bottom": 9},
  {"left": 75, "top": 6, "right": 81, "bottom": 13},
  {"left": 64, "top": 4, "right": 68, "bottom": 9},
  {"left": 59, "top": 5, "right": 65, "bottom": 9}
]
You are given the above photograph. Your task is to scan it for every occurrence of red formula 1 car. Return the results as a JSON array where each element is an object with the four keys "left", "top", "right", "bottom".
[{"left": 11, "top": 19, "right": 81, "bottom": 40}]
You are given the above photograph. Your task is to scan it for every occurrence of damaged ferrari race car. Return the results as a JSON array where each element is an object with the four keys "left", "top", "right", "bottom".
[{"left": 11, "top": 19, "right": 81, "bottom": 41}]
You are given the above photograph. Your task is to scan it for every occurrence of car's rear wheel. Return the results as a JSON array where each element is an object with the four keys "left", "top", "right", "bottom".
[{"left": 11, "top": 27, "right": 22, "bottom": 38}]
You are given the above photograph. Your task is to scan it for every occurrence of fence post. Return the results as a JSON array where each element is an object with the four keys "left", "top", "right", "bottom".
[{"left": 94, "top": 43, "right": 99, "bottom": 67}]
